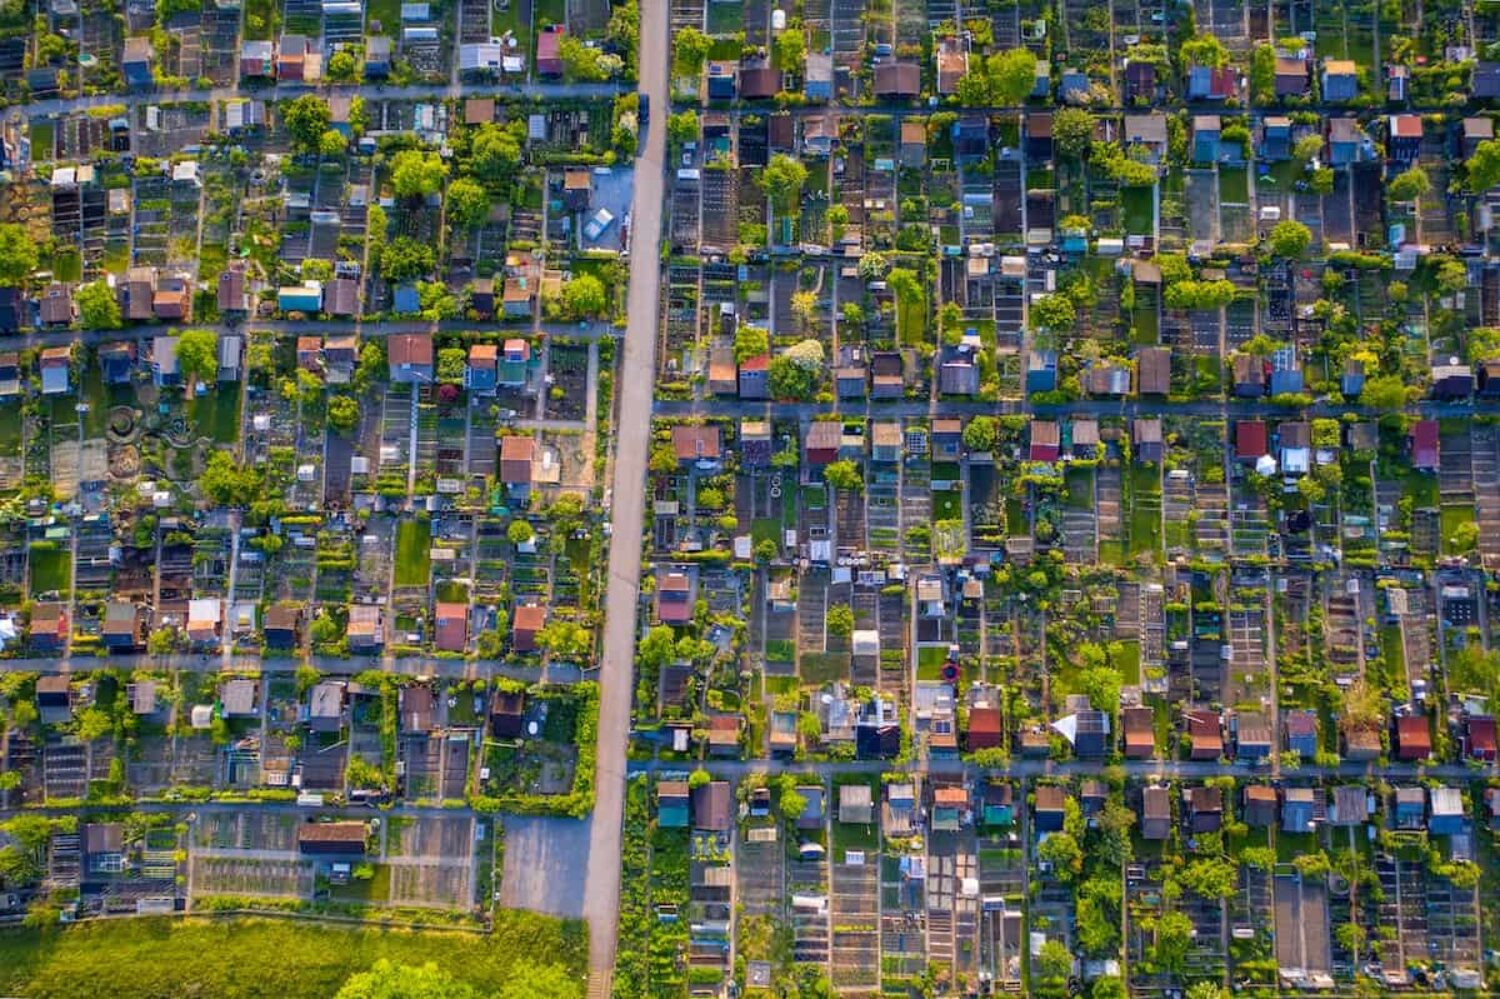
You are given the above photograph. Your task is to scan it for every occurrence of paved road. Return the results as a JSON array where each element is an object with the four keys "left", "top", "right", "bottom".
[
  {"left": 653, "top": 397, "right": 1500, "bottom": 420},
  {"left": 579, "top": 4, "right": 668, "bottom": 983},
  {"left": 625, "top": 756, "right": 1497, "bottom": 781},
  {"left": 0, "top": 319, "right": 619, "bottom": 352},
  {"left": 18, "top": 80, "right": 624, "bottom": 119},
  {"left": 0, "top": 653, "right": 582, "bottom": 683}
]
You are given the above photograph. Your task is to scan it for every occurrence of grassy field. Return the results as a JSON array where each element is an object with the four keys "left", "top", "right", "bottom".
[
  {"left": 188, "top": 388, "right": 241, "bottom": 444},
  {"left": 394, "top": 519, "right": 432, "bottom": 587},
  {"left": 0, "top": 912, "right": 586, "bottom": 999},
  {"left": 1122, "top": 186, "right": 1154, "bottom": 236},
  {"left": 1128, "top": 463, "right": 1162, "bottom": 558},
  {"left": 29, "top": 547, "right": 71, "bottom": 597}
]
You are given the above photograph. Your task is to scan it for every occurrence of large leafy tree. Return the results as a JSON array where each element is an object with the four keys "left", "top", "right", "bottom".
[
  {"left": 176, "top": 329, "right": 219, "bottom": 383},
  {"left": 335, "top": 959, "right": 478, "bottom": 999},
  {"left": 1468, "top": 138, "right": 1500, "bottom": 192},
  {"left": 562, "top": 274, "right": 608, "bottom": 318},
  {"left": 0, "top": 224, "right": 38, "bottom": 286},
  {"left": 1266, "top": 219, "right": 1313, "bottom": 259},
  {"left": 390, "top": 149, "right": 448, "bottom": 199},
  {"left": 672, "top": 26, "right": 710, "bottom": 78},
  {"left": 760, "top": 154, "right": 809, "bottom": 214},
  {"left": 470, "top": 123, "right": 522, "bottom": 186},
  {"left": 445, "top": 178, "right": 491, "bottom": 228},
  {"left": 281, "top": 95, "right": 332, "bottom": 151},
  {"left": 987, "top": 47, "right": 1037, "bottom": 106},
  {"left": 76, "top": 280, "right": 120, "bottom": 329},
  {"left": 1052, "top": 107, "right": 1094, "bottom": 160}
]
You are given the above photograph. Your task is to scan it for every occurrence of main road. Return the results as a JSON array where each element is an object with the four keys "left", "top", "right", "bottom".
[{"left": 580, "top": 3, "right": 668, "bottom": 989}]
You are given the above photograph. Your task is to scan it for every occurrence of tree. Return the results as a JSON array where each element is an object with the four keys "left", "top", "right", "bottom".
[
  {"left": 826, "top": 603, "right": 854, "bottom": 637},
  {"left": 176, "top": 329, "right": 219, "bottom": 383},
  {"left": 774, "top": 28, "right": 806, "bottom": 72},
  {"left": 1076, "top": 664, "right": 1122, "bottom": 714},
  {"left": 605, "top": 0, "right": 638, "bottom": 67},
  {"left": 537, "top": 620, "right": 591, "bottom": 659},
  {"left": 672, "top": 26, "right": 710, "bottom": 78},
  {"left": 734, "top": 325, "right": 769, "bottom": 363},
  {"left": 76, "top": 706, "right": 113, "bottom": 742},
  {"left": 1266, "top": 219, "right": 1312, "bottom": 259},
  {"left": 1164, "top": 278, "right": 1237, "bottom": 310},
  {"left": 666, "top": 110, "right": 698, "bottom": 147},
  {"left": 281, "top": 95, "right": 332, "bottom": 152},
  {"left": 508, "top": 520, "right": 534, "bottom": 546},
  {"left": 1335, "top": 922, "right": 1366, "bottom": 955},
  {"left": 1181, "top": 858, "right": 1239, "bottom": 899},
  {"left": 824, "top": 459, "right": 862, "bottom": 492},
  {"left": 1292, "top": 133, "right": 1325, "bottom": 164},
  {"left": 390, "top": 149, "right": 448, "bottom": 199},
  {"left": 559, "top": 34, "right": 610, "bottom": 81},
  {"left": 471, "top": 123, "right": 523, "bottom": 186},
  {"left": 76, "top": 280, "right": 121, "bottom": 329},
  {"left": 1151, "top": 910, "right": 1194, "bottom": 972},
  {"left": 381, "top": 237, "right": 436, "bottom": 281},
  {"left": 198, "top": 450, "right": 261, "bottom": 506},
  {"left": 987, "top": 47, "right": 1037, "bottom": 106},
  {"left": 1180, "top": 33, "right": 1229, "bottom": 69},
  {"left": 562, "top": 274, "right": 608, "bottom": 319},
  {"left": 847, "top": 259, "right": 885, "bottom": 292},
  {"left": 0, "top": 225, "right": 37, "bottom": 287},
  {"left": 1036, "top": 939, "right": 1073, "bottom": 981},
  {"left": 1052, "top": 107, "right": 1094, "bottom": 160},
  {"left": 436, "top": 347, "right": 467, "bottom": 385},
  {"left": 1435, "top": 257, "right": 1468, "bottom": 296},
  {"left": 1361, "top": 373, "right": 1409, "bottom": 409},
  {"left": 327, "top": 48, "right": 359, "bottom": 82},
  {"left": 1091, "top": 977, "right": 1128, "bottom": 999},
  {"left": 1468, "top": 138, "right": 1500, "bottom": 193},
  {"left": 1387, "top": 166, "right": 1430, "bottom": 203},
  {"left": 760, "top": 154, "right": 809, "bottom": 213},
  {"left": 1185, "top": 984, "right": 1227, "bottom": 999},
  {"left": 963, "top": 415, "right": 998, "bottom": 452},
  {"left": 1308, "top": 166, "right": 1335, "bottom": 194},
  {"left": 335, "top": 959, "right": 479, "bottom": 999},
  {"left": 1037, "top": 831, "right": 1082, "bottom": 878},
  {"left": 445, "top": 178, "right": 490, "bottom": 228},
  {"left": 791, "top": 290, "right": 818, "bottom": 330},
  {"left": 496, "top": 963, "right": 584, "bottom": 999},
  {"left": 954, "top": 72, "right": 992, "bottom": 106},
  {"left": 327, "top": 395, "right": 360, "bottom": 433},
  {"left": 1029, "top": 293, "right": 1076, "bottom": 334},
  {"left": 318, "top": 129, "right": 347, "bottom": 158},
  {"left": 1449, "top": 644, "right": 1500, "bottom": 699},
  {"left": 768, "top": 356, "right": 815, "bottom": 399}
]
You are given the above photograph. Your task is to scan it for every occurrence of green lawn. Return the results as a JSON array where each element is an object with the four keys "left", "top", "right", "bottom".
[
  {"left": 933, "top": 487, "right": 962, "bottom": 521},
  {"left": 1064, "top": 467, "right": 1094, "bottom": 511},
  {"left": 1218, "top": 166, "right": 1249, "bottom": 204},
  {"left": 1122, "top": 186, "right": 1154, "bottom": 236},
  {"left": 1113, "top": 640, "right": 1141, "bottom": 686},
  {"left": 29, "top": 121, "right": 53, "bottom": 160},
  {"left": 188, "top": 388, "right": 241, "bottom": 445},
  {"left": 800, "top": 652, "right": 850, "bottom": 686},
  {"left": 51, "top": 249, "right": 81, "bottom": 283},
  {"left": 916, "top": 645, "right": 948, "bottom": 681},
  {"left": 1440, "top": 503, "right": 1476, "bottom": 554},
  {"left": 0, "top": 913, "right": 585, "bottom": 999},
  {"left": 393, "top": 520, "right": 432, "bottom": 587},
  {"left": 1128, "top": 463, "right": 1162, "bottom": 558},
  {"left": 896, "top": 284, "right": 927, "bottom": 347},
  {"left": 29, "top": 547, "right": 71, "bottom": 597}
]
